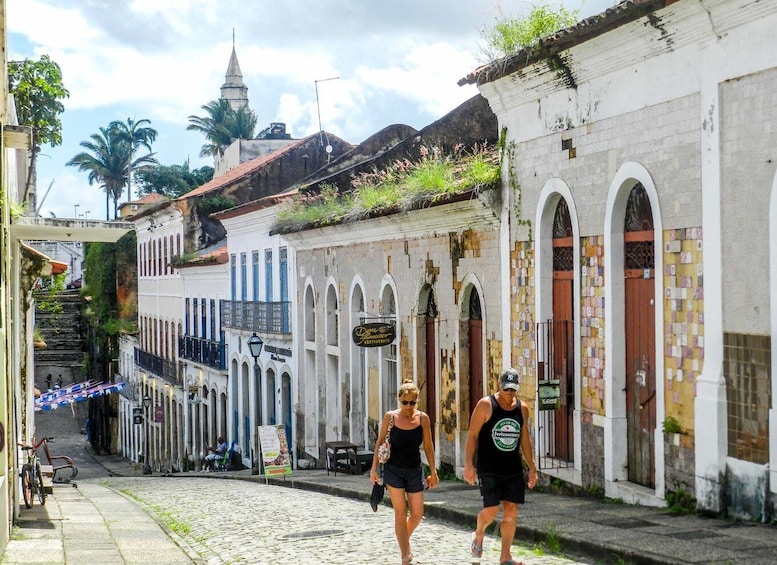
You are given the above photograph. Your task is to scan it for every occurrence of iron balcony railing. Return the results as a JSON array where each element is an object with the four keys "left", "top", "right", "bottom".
[
  {"left": 178, "top": 335, "right": 227, "bottom": 370},
  {"left": 220, "top": 300, "right": 291, "bottom": 334},
  {"left": 134, "top": 347, "right": 178, "bottom": 386}
]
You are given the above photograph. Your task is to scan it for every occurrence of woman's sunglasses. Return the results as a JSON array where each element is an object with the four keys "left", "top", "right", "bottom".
[{"left": 401, "top": 400, "right": 417, "bottom": 406}]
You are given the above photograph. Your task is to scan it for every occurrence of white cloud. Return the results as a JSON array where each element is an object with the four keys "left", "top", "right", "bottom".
[{"left": 9, "top": 0, "right": 606, "bottom": 218}]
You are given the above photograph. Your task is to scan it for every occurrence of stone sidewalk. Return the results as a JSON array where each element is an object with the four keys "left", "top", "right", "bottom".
[{"left": 96, "top": 453, "right": 777, "bottom": 565}]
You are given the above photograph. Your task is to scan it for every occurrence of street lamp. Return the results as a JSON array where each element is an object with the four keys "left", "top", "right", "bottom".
[
  {"left": 73, "top": 203, "right": 79, "bottom": 218},
  {"left": 142, "top": 394, "right": 152, "bottom": 475},
  {"left": 247, "top": 333, "right": 264, "bottom": 366}
]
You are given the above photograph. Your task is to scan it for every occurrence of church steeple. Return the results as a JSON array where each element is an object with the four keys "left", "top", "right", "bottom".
[{"left": 220, "top": 32, "right": 249, "bottom": 111}]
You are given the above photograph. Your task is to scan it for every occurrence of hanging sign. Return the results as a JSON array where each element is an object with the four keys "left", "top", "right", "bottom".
[
  {"left": 538, "top": 379, "right": 560, "bottom": 411},
  {"left": 132, "top": 407, "right": 143, "bottom": 425},
  {"left": 258, "top": 425, "right": 292, "bottom": 476},
  {"left": 352, "top": 322, "right": 395, "bottom": 347},
  {"left": 187, "top": 386, "right": 200, "bottom": 404}
]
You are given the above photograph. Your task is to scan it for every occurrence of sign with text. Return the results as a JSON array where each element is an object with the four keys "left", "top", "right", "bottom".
[
  {"left": 538, "top": 379, "right": 560, "bottom": 411},
  {"left": 187, "top": 385, "right": 199, "bottom": 404},
  {"left": 258, "top": 425, "right": 292, "bottom": 476},
  {"left": 352, "top": 322, "right": 395, "bottom": 348},
  {"left": 154, "top": 405, "right": 164, "bottom": 423},
  {"left": 132, "top": 407, "right": 143, "bottom": 425}
]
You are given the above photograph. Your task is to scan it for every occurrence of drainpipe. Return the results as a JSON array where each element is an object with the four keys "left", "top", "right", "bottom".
[{"left": 762, "top": 463, "right": 771, "bottom": 524}]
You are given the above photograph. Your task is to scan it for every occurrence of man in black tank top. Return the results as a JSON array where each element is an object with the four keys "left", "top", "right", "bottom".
[{"left": 464, "top": 368, "right": 538, "bottom": 565}]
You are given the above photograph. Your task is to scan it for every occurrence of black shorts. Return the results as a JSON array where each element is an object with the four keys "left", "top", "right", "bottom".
[
  {"left": 478, "top": 472, "right": 525, "bottom": 507},
  {"left": 383, "top": 464, "right": 425, "bottom": 493}
]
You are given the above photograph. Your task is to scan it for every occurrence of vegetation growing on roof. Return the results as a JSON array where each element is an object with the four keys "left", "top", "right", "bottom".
[
  {"left": 196, "top": 196, "right": 236, "bottom": 216},
  {"left": 170, "top": 251, "right": 220, "bottom": 268},
  {"left": 273, "top": 145, "right": 500, "bottom": 232},
  {"left": 480, "top": 2, "right": 579, "bottom": 61}
]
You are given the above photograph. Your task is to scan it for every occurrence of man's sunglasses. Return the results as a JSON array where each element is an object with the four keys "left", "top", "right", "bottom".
[{"left": 401, "top": 400, "right": 417, "bottom": 406}]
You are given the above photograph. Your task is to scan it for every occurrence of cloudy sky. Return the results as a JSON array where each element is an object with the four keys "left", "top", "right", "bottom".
[{"left": 8, "top": 0, "right": 614, "bottom": 220}]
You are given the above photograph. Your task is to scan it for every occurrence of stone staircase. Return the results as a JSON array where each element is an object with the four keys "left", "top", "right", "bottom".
[{"left": 33, "top": 288, "right": 85, "bottom": 386}]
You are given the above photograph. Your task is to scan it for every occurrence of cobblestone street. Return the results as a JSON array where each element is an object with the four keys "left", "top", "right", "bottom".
[{"left": 103, "top": 477, "right": 590, "bottom": 565}]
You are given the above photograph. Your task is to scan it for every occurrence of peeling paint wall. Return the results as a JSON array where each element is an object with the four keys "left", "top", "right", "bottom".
[
  {"left": 290, "top": 203, "right": 501, "bottom": 469},
  {"left": 509, "top": 240, "right": 536, "bottom": 409}
]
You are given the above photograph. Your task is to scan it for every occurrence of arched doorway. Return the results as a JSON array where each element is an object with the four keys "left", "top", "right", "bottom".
[
  {"left": 551, "top": 198, "right": 575, "bottom": 462},
  {"left": 624, "top": 183, "right": 656, "bottom": 488},
  {"left": 418, "top": 286, "right": 438, "bottom": 433},
  {"left": 380, "top": 285, "right": 398, "bottom": 414},
  {"left": 282, "top": 372, "right": 293, "bottom": 454},
  {"left": 468, "top": 289, "right": 483, "bottom": 417}
]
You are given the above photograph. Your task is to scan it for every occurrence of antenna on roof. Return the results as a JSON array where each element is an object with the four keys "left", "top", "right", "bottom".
[{"left": 314, "top": 76, "right": 340, "bottom": 152}]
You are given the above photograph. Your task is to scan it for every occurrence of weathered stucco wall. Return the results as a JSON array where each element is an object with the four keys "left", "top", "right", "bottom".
[{"left": 291, "top": 204, "right": 502, "bottom": 469}]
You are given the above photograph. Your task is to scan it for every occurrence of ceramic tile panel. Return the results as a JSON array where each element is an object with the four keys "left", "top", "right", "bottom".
[
  {"left": 581, "top": 235, "right": 606, "bottom": 415},
  {"left": 662, "top": 228, "right": 704, "bottom": 434},
  {"left": 510, "top": 241, "right": 536, "bottom": 404}
]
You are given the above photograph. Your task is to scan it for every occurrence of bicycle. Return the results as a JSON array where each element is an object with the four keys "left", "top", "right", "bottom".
[{"left": 18, "top": 437, "right": 47, "bottom": 509}]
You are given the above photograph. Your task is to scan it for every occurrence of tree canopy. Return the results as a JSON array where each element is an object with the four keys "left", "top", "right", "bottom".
[
  {"left": 187, "top": 99, "right": 257, "bottom": 158},
  {"left": 8, "top": 54, "right": 70, "bottom": 202},
  {"left": 135, "top": 160, "right": 214, "bottom": 199},
  {"left": 67, "top": 125, "right": 157, "bottom": 220},
  {"left": 480, "top": 2, "right": 579, "bottom": 61},
  {"left": 109, "top": 118, "right": 158, "bottom": 202}
]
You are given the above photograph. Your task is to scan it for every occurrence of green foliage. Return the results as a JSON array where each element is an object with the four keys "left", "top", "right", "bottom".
[
  {"left": 170, "top": 251, "right": 199, "bottom": 268},
  {"left": 8, "top": 55, "right": 69, "bottom": 150},
  {"left": 67, "top": 124, "right": 157, "bottom": 220},
  {"left": 666, "top": 488, "right": 696, "bottom": 515},
  {"left": 196, "top": 196, "right": 236, "bottom": 216},
  {"left": 662, "top": 416, "right": 682, "bottom": 434},
  {"left": 586, "top": 483, "right": 605, "bottom": 498},
  {"left": 481, "top": 3, "right": 579, "bottom": 61},
  {"left": 136, "top": 159, "right": 214, "bottom": 198},
  {"left": 187, "top": 99, "right": 258, "bottom": 157},
  {"left": 544, "top": 524, "right": 562, "bottom": 553},
  {"left": 35, "top": 272, "right": 66, "bottom": 322},
  {"left": 4, "top": 195, "right": 27, "bottom": 218},
  {"left": 8, "top": 54, "right": 70, "bottom": 199},
  {"left": 500, "top": 127, "right": 532, "bottom": 240},
  {"left": 274, "top": 145, "right": 500, "bottom": 231},
  {"left": 436, "top": 461, "right": 457, "bottom": 481},
  {"left": 109, "top": 117, "right": 158, "bottom": 201}
]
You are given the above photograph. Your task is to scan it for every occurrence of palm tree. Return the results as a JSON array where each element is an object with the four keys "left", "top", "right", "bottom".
[
  {"left": 67, "top": 127, "right": 157, "bottom": 220},
  {"left": 187, "top": 99, "right": 257, "bottom": 158},
  {"left": 109, "top": 117, "right": 158, "bottom": 203}
]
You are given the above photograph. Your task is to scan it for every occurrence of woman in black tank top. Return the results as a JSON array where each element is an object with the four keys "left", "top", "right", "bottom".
[{"left": 370, "top": 380, "right": 439, "bottom": 565}]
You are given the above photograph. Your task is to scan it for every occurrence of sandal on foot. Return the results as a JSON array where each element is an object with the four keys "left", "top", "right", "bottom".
[{"left": 470, "top": 532, "right": 483, "bottom": 558}]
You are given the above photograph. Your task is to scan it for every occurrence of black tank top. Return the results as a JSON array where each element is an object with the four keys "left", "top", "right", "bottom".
[
  {"left": 387, "top": 418, "right": 423, "bottom": 468},
  {"left": 476, "top": 395, "right": 524, "bottom": 474}
]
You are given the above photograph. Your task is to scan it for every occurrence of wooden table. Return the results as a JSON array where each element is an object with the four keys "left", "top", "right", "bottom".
[{"left": 325, "top": 441, "right": 359, "bottom": 476}]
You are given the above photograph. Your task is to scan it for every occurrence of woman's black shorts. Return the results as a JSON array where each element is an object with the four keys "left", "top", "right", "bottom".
[{"left": 383, "top": 464, "right": 424, "bottom": 493}]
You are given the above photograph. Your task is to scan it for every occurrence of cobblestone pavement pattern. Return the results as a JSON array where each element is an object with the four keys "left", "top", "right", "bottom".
[{"left": 103, "top": 477, "right": 590, "bottom": 565}]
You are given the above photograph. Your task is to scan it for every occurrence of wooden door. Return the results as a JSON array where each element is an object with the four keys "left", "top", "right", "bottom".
[
  {"left": 625, "top": 234, "right": 656, "bottom": 488},
  {"left": 552, "top": 270, "right": 574, "bottom": 462},
  {"left": 468, "top": 290, "right": 483, "bottom": 416},
  {"left": 425, "top": 315, "right": 437, "bottom": 432},
  {"left": 468, "top": 318, "right": 483, "bottom": 416}
]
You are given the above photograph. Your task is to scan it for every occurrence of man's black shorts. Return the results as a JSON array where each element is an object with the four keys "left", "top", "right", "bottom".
[{"left": 478, "top": 472, "right": 526, "bottom": 507}]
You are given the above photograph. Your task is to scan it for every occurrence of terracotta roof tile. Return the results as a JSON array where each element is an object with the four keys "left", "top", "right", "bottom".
[{"left": 178, "top": 135, "right": 315, "bottom": 200}]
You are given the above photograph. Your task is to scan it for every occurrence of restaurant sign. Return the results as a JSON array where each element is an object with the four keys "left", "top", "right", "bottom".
[{"left": 352, "top": 322, "right": 395, "bottom": 347}]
